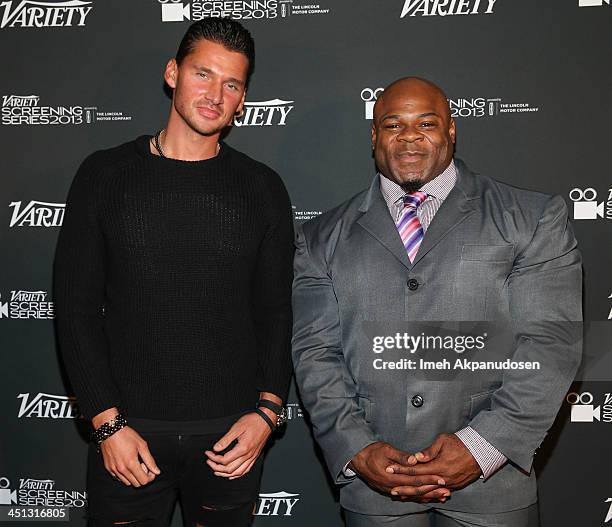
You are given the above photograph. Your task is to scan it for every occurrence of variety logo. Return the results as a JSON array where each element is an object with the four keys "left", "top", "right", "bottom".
[
  {"left": 360, "top": 89, "right": 538, "bottom": 120},
  {"left": 400, "top": 0, "right": 498, "bottom": 18},
  {"left": 158, "top": 0, "right": 330, "bottom": 22},
  {"left": 8, "top": 201, "right": 65, "bottom": 227},
  {"left": 2, "top": 94, "right": 132, "bottom": 126},
  {"left": 605, "top": 497, "right": 612, "bottom": 523},
  {"left": 255, "top": 491, "right": 300, "bottom": 516},
  {"left": 569, "top": 188, "right": 612, "bottom": 220},
  {"left": 17, "top": 393, "right": 80, "bottom": 418},
  {"left": 292, "top": 205, "right": 323, "bottom": 223},
  {"left": 9, "top": 201, "right": 66, "bottom": 227},
  {"left": 233, "top": 99, "right": 294, "bottom": 127},
  {"left": 0, "top": 291, "right": 54, "bottom": 320},
  {"left": 608, "top": 293, "right": 612, "bottom": 320},
  {"left": 0, "top": 0, "right": 93, "bottom": 29},
  {"left": 579, "top": 0, "right": 609, "bottom": 6},
  {"left": 0, "top": 477, "right": 86, "bottom": 507},
  {"left": 566, "top": 391, "right": 612, "bottom": 423}
]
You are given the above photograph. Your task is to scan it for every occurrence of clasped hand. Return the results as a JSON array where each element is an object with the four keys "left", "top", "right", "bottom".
[{"left": 351, "top": 434, "right": 482, "bottom": 503}]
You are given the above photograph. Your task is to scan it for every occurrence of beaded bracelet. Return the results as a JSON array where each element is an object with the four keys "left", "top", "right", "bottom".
[{"left": 91, "top": 413, "right": 128, "bottom": 446}]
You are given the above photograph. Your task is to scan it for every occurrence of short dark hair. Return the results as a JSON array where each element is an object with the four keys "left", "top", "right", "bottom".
[{"left": 175, "top": 18, "right": 255, "bottom": 80}]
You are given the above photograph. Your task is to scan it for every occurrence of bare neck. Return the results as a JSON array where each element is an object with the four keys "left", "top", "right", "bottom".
[{"left": 154, "top": 111, "right": 220, "bottom": 161}]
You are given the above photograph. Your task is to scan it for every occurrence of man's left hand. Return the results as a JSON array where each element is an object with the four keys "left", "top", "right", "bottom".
[
  {"left": 205, "top": 412, "right": 272, "bottom": 479},
  {"left": 385, "top": 433, "right": 481, "bottom": 497}
]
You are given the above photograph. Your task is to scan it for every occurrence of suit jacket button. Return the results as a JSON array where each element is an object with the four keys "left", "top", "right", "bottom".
[
  {"left": 407, "top": 279, "right": 419, "bottom": 291},
  {"left": 411, "top": 395, "right": 424, "bottom": 407}
]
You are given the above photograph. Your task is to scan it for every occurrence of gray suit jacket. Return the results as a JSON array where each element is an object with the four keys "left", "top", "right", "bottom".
[{"left": 292, "top": 160, "right": 582, "bottom": 515}]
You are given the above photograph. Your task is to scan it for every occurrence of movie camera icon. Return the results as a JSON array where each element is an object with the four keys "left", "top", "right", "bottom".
[
  {"left": 578, "top": 0, "right": 610, "bottom": 7},
  {"left": 159, "top": 0, "right": 190, "bottom": 22},
  {"left": 569, "top": 188, "right": 605, "bottom": 220},
  {"left": 566, "top": 392, "right": 601, "bottom": 422},
  {"left": 361, "top": 88, "right": 384, "bottom": 120},
  {"left": 0, "top": 478, "right": 17, "bottom": 505}
]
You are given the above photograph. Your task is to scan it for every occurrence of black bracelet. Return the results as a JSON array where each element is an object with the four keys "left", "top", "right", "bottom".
[
  {"left": 257, "top": 399, "right": 288, "bottom": 429},
  {"left": 257, "top": 399, "right": 283, "bottom": 415},
  {"left": 91, "top": 413, "right": 128, "bottom": 445},
  {"left": 254, "top": 408, "right": 275, "bottom": 432}
]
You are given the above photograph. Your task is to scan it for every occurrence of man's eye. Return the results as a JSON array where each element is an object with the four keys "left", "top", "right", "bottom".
[
  {"left": 198, "top": 72, "right": 208, "bottom": 79},
  {"left": 385, "top": 124, "right": 400, "bottom": 129},
  {"left": 420, "top": 122, "right": 435, "bottom": 127},
  {"left": 226, "top": 83, "right": 237, "bottom": 91}
]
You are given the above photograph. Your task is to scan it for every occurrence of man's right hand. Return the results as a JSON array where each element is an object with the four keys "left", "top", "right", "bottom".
[
  {"left": 349, "top": 442, "right": 450, "bottom": 503},
  {"left": 93, "top": 409, "right": 160, "bottom": 487}
]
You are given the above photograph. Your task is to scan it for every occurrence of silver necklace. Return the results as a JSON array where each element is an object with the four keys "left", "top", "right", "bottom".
[{"left": 152, "top": 129, "right": 220, "bottom": 159}]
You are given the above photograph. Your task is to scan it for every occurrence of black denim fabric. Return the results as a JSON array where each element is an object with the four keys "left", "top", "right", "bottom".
[{"left": 86, "top": 429, "right": 263, "bottom": 527}]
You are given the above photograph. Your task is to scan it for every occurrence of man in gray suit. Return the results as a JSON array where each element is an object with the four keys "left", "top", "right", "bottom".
[{"left": 292, "top": 77, "right": 581, "bottom": 526}]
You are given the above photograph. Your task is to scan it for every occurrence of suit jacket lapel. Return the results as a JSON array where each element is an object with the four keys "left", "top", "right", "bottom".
[
  {"left": 356, "top": 176, "right": 412, "bottom": 271},
  {"left": 411, "top": 159, "right": 481, "bottom": 267},
  {"left": 355, "top": 160, "right": 481, "bottom": 270}
]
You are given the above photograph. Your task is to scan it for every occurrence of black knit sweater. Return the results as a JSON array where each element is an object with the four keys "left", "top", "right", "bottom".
[{"left": 54, "top": 135, "right": 294, "bottom": 421}]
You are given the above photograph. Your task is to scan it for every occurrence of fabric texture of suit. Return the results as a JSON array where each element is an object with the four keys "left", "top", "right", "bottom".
[{"left": 292, "top": 159, "right": 582, "bottom": 516}]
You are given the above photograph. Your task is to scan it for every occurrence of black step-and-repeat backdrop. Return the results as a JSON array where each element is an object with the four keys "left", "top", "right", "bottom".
[{"left": 1, "top": 0, "right": 611, "bottom": 525}]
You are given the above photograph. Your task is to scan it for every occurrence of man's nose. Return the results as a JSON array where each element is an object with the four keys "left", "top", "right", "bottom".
[
  {"left": 397, "top": 126, "right": 422, "bottom": 142},
  {"left": 205, "top": 82, "right": 224, "bottom": 105}
]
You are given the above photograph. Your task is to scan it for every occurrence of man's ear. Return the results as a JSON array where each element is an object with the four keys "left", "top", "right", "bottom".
[
  {"left": 164, "top": 59, "right": 178, "bottom": 89},
  {"left": 371, "top": 123, "right": 377, "bottom": 151},
  {"left": 238, "top": 89, "right": 247, "bottom": 113},
  {"left": 449, "top": 118, "right": 456, "bottom": 144}
]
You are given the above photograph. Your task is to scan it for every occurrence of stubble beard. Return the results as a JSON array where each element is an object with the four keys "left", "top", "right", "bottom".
[
  {"left": 176, "top": 100, "right": 228, "bottom": 137},
  {"left": 399, "top": 179, "right": 425, "bottom": 193},
  {"left": 394, "top": 170, "right": 426, "bottom": 193}
]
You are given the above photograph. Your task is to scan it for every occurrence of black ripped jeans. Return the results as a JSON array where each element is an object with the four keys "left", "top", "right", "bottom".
[{"left": 86, "top": 417, "right": 263, "bottom": 527}]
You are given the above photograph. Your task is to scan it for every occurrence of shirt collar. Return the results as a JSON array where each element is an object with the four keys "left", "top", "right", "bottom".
[{"left": 379, "top": 159, "right": 457, "bottom": 209}]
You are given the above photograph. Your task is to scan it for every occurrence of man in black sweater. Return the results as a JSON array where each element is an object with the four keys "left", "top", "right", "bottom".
[{"left": 54, "top": 18, "right": 294, "bottom": 527}]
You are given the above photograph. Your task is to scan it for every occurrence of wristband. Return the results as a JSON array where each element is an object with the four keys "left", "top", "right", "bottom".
[
  {"left": 257, "top": 399, "right": 283, "bottom": 414},
  {"left": 254, "top": 408, "right": 275, "bottom": 432},
  {"left": 91, "top": 413, "right": 127, "bottom": 445},
  {"left": 257, "top": 399, "right": 288, "bottom": 429}
]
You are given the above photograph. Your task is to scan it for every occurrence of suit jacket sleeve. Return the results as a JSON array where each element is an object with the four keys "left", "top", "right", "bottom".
[
  {"left": 292, "top": 223, "right": 378, "bottom": 484},
  {"left": 468, "top": 195, "right": 582, "bottom": 472}
]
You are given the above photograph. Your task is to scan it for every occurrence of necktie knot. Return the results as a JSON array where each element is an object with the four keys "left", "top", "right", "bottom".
[
  {"left": 401, "top": 191, "right": 428, "bottom": 210},
  {"left": 396, "top": 191, "right": 427, "bottom": 263}
]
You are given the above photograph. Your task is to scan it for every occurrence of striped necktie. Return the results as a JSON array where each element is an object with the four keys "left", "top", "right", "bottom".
[{"left": 396, "top": 191, "right": 427, "bottom": 262}]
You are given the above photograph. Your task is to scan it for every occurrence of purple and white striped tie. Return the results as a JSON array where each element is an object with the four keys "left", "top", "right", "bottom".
[{"left": 396, "top": 191, "right": 427, "bottom": 263}]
